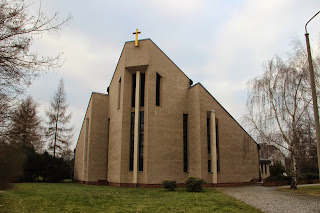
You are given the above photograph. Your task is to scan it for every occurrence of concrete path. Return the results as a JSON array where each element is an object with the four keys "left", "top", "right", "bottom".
[{"left": 217, "top": 184, "right": 320, "bottom": 213}]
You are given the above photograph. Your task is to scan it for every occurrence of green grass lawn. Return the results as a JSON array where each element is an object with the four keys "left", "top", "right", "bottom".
[
  {"left": 277, "top": 185, "right": 320, "bottom": 197},
  {"left": 0, "top": 183, "right": 261, "bottom": 213}
]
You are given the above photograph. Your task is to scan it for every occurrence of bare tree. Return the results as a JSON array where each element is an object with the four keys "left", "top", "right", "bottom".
[
  {"left": 245, "top": 42, "right": 319, "bottom": 189},
  {"left": 0, "top": 0, "right": 70, "bottom": 96},
  {"left": 45, "top": 79, "right": 73, "bottom": 157},
  {"left": 7, "top": 96, "right": 43, "bottom": 151},
  {"left": 0, "top": 0, "right": 70, "bottom": 136},
  {"left": 60, "top": 143, "right": 73, "bottom": 161}
]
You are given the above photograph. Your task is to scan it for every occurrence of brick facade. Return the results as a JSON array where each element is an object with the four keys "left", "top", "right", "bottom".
[{"left": 74, "top": 39, "right": 260, "bottom": 187}]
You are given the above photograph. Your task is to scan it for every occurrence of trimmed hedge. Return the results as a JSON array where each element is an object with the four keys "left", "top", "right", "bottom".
[
  {"left": 300, "top": 173, "right": 319, "bottom": 180},
  {"left": 263, "top": 173, "right": 319, "bottom": 186},
  {"left": 264, "top": 175, "right": 292, "bottom": 182}
]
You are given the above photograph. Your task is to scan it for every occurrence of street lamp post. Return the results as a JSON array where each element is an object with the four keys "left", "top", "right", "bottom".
[{"left": 305, "top": 11, "right": 320, "bottom": 181}]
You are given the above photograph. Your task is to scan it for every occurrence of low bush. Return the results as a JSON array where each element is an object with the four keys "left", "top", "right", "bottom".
[
  {"left": 40, "top": 152, "right": 72, "bottom": 182},
  {"left": 265, "top": 173, "right": 319, "bottom": 182},
  {"left": 162, "top": 180, "right": 177, "bottom": 191},
  {"left": 22, "top": 149, "right": 72, "bottom": 183},
  {"left": 264, "top": 175, "right": 292, "bottom": 182},
  {"left": 0, "top": 141, "right": 25, "bottom": 189},
  {"left": 185, "top": 177, "right": 207, "bottom": 192},
  {"left": 299, "top": 173, "right": 319, "bottom": 180}
]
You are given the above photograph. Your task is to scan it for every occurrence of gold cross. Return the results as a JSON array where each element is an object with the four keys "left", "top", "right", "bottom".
[{"left": 133, "top": 29, "right": 141, "bottom": 47}]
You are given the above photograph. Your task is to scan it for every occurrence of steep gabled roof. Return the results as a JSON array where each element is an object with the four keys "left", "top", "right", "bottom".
[
  {"left": 191, "top": 82, "right": 258, "bottom": 145},
  {"left": 106, "top": 39, "right": 257, "bottom": 146},
  {"left": 108, "top": 39, "right": 191, "bottom": 88}
]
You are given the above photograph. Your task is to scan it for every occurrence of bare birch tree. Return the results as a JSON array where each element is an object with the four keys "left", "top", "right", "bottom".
[
  {"left": 245, "top": 42, "right": 319, "bottom": 189},
  {"left": 45, "top": 79, "right": 73, "bottom": 157}
]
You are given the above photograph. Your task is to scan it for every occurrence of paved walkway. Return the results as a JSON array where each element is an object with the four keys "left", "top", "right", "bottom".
[{"left": 217, "top": 184, "right": 320, "bottom": 213}]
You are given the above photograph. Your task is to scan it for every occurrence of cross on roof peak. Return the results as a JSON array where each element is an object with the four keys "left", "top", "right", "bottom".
[{"left": 133, "top": 29, "right": 141, "bottom": 47}]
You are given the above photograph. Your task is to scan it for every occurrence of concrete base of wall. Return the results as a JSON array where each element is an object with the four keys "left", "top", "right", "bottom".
[{"left": 74, "top": 179, "right": 255, "bottom": 188}]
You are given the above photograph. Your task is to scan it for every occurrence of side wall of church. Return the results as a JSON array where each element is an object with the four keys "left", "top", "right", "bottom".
[
  {"left": 86, "top": 93, "right": 109, "bottom": 182},
  {"left": 198, "top": 85, "right": 259, "bottom": 183},
  {"left": 74, "top": 93, "right": 109, "bottom": 182},
  {"left": 74, "top": 94, "right": 94, "bottom": 182}
]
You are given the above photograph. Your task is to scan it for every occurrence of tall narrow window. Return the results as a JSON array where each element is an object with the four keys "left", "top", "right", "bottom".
[
  {"left": 156, "top": 73, "right": 161, "bottom": 106},
  {"left": 207, "top": 117, "right": 210, "bottom": 153},
  {"left": 129, "top": 112, "right": 135, "bottom": 171},
  {"left": 118, "top": 78, "right": 121, "bottom": 109},
  {"left": 132, "top": 73, "right": 145, "bottom": 107},
  {"left": 208, "top": 160, "right": 212, "bottom": 173},
  {"left": 139, "top": 111, "right": 144, "bottom": 171},
  {"left": 140, "top": 73, "right": 145, "bottom": 107},
  {"left": 132, "top": 74, "right": 136, "bottom": 107},
  {"left": 183, "top": 114, "right": 188, "bottom": 172},
  {"left": 216, "top": 118, "right": 220, "bottom": 173}
]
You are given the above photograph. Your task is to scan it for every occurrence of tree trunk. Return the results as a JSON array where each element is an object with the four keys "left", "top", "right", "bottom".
[
  {"left": 53, "top": 109, "right": 59, "bottom": 158},
  {"left": 290, "top": 152, "right": 298, "bottom": 189},
  {"left": 53, "top": 121, "right": 57, "bottom": 157}
]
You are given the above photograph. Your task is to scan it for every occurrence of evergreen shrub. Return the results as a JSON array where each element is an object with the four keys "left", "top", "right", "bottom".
[
  {"left": 162, "top": 180, "right": 177, "bottom": 191},
  {"left": 185, "top": 177, "right": 207, "bottom": 192},
  {"left": 269, "top": 161, "right": 285, "bottom": 177}
]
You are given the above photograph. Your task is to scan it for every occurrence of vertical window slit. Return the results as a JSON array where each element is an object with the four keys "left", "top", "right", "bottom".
[
  {"left": 129, "top": 112, "right": 134, "bottom": 171},
  {"left": 140, "top": 73, "right": 145, "bottom": 107},
  {"left": 207, "top": 117, "right": 210, "bottom": 153},
  {"left": 139, "top": 111, "right": 144, "bottom": 171},
  {"left": 208, "top": 160, "right": 212, "bottom": 173},
  {"left": 118, "top": 78, "right": 121, "bottom": 109},
  {"left": 216, "top": 118, "right": 220, "bottom": 173},
  {"left": 156, "top": 73, "right": 161, "bottom": 106},
  {"left": 132, "top": 74, "right": 136, "bottom": 107},
  {"left": 183, "top": 114, "right": 188, "bottom": 172}
]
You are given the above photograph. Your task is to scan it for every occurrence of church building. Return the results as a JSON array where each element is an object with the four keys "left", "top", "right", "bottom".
[{"left": 74, "top": 36, "right": 260, "bottom": 187}]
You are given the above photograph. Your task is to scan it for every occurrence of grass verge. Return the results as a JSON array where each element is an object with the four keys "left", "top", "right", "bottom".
[
  {"left": 277, "top": 185, "right": 320, "bottom": 197},
  {"left": 0, "top": 183, "right": 261, "bottom": 213}
]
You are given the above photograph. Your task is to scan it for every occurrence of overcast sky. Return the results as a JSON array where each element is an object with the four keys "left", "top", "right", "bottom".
[{"left": 26, "top": 0, "right": 320, "bottom": 149}]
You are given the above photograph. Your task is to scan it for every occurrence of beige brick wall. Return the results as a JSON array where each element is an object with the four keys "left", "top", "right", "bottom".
[
  {"left": 144, "top": 41, "right": 190, "bottom": 184},
  {"left": 87, "top": 93, "right": 109, "bottom": 182},
  {"left": 187, "top": 85, "right": 202, "bottom": 178},
  {"left": 198, "top": 84, "right": 259, "bottom": 183},
  {"left": 74, "top": 93, "right": 109, "bottom": 182},
  {"left": 74, "top": 95, "right": 93, "bottom": 182}
]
